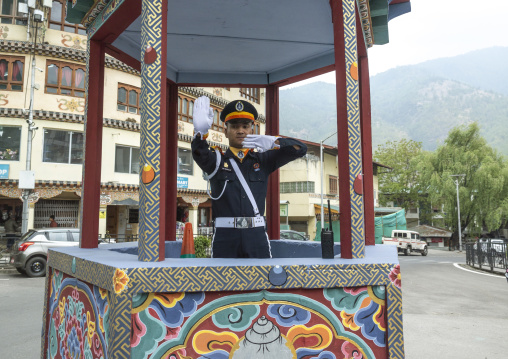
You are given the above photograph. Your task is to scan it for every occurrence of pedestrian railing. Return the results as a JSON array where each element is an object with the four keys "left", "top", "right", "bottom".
[
  {"left": 98, "top": 234, "right": 139, "bottom": 243},
  {"left": 0, "top": 235, "right": 19, "bottom": 266},
  {"left": 466, "top": 241, "right": 508, "bottom": 272}
]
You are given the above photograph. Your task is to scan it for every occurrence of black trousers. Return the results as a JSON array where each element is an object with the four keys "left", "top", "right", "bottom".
[{"left": 212, "top": 227, "right": 271, "bottom": 258}]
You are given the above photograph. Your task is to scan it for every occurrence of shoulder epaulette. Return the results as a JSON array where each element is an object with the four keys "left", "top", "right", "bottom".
[{"left": 211, "top": 146, "right": 224, "bottom": 155}]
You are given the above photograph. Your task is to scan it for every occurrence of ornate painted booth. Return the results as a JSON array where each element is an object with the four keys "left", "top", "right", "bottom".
[{"left": 42, "top": 0, "right": 411, "bottom": 358}]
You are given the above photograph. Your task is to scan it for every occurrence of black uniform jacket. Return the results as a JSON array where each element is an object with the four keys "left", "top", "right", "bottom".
[{"left": 191, "top": 137, "right": 307, "bottom": 219}]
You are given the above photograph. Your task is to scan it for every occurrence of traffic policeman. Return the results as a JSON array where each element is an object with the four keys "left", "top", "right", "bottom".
[{"left": 191, "top": 96, "right": 307, "bottom": 258}]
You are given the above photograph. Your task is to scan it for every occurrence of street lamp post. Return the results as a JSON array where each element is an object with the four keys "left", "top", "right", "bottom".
[
  {"left": 320, "top": 132, "right": 337, "bottom": 231},
  {"left": 450, "top": 174, "right": 465, "bottom": 251}
]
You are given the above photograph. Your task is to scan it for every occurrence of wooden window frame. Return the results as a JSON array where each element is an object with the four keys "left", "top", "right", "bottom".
[
  {"left": 178, "top": 95, "right": 226, "bottom": 133},
  {"left": 240, "top": 87, "right": 260, "bottom": 104},
  {"left": 45, "top": 60, "right": 86, "bottom": 98},
  {"left": 253, "top": 122, "right": 260, "bottom": 135},
  {"left": 211, "top": 108, "right": 226, "bottom": 133},
  {"left": 48, "top": 0, "right": 86, "bottom": 34},
  {"left": 0, "top": 55, "right": 24, "bottom": 91},
  {"left": 117, "top": 83, "right": 141, "bottom": 114},
  {"left": 178, "top": 95, "right": 194, "bottom": 124},
  {"left": 329, "top": 175, "right": 338, "bottom": 195},
  {"left": 0, "top": 0, "right": 27, "bottom": 25}
]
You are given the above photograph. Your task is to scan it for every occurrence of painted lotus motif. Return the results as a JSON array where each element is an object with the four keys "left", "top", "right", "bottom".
[
  {"left": 113, "top": 268, "right": 129, "bottom": 293},
  {"left": 47, "top": 271, "right": 108, "bottom": 359},
  {"left": 389, "top": 264, "right": 402, "bottom": 288},
  {"left": 131, "top": 288, "right": 388, "bottom": 359}
]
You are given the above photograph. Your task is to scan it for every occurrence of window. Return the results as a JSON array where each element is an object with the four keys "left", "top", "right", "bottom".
[
  {"left": 211, "top": 108, "right": 226, "bottom": 132},
  {"left": 179, "top": 95, "right": 226, "bottom": 133},
  {"left": 0, "top": 125, "right": 21, "bottom": 161},
  {"left": 178, "top": 95, "right": 194, "bottom": 123},
  {"left": 178, "top": 148, "right": 193, "bottom": 175},
  {"left": 48, "top": 0, "right": 86, "bottom": 34},
  {"left": 0, "top": 0, "right": 27, "bottom": 25},
  {"left": 129, "top": 208, "right": 139, "bottom": 224},
  {"left": 253, "top": 122, "right": 260, "bottom": 135},
  {"left": 115, "top": 145, "right": 140, "bottom": 174},
  {"left": 43, "top": 129, "right": 83, "bottom": 164},
  {"left": 117, "top": 83, "right": 140, "bottom": 114},
  {"left": 329, "top": 175, "right": 338, "bottom": 194},
  {"left": 48, "top": 231, "right": 70, "bottom": 242},
  {"left": 280, "top": 182, "right": 315, "bottom": 193},
  {"left": 0, "top": 55, "right": 24, "bottom": 91},
  {"left": 240, "top": 88, "right": 260, "bottom": 104},
  {"left": 45, "top": 60, "right": 85, "bottom": 97}
]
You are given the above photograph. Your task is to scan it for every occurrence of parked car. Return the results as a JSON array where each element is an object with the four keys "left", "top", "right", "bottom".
[
  {"left": 280, "top": 230, "right": 309, "bottom": 241},
  {"left": 10, "top": 228, "right": 111, "bottom": 277}
]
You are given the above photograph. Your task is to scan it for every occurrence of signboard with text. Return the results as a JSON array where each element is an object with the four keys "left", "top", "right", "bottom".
[
  {"left": 0, "top": 164, "right": 9, "bottom": 179},
  {"left": 177, "top": 176, "right": 188, "bottom": 189}
]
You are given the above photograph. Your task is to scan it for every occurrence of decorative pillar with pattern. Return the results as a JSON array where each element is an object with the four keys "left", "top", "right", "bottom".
[
  {"left": 80, "top": 40, "right": 105, "bottom": 248},
  {"left": 331, "top": 0, "right": 365, "bottom": 259},
  {"left": 138, "top": 0, "right": 168, "bottom": 262}
]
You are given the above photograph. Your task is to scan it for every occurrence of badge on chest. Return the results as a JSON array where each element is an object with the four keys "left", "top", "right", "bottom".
[{"left": 221, "top": 162, "right": 232, "bottom": 172}]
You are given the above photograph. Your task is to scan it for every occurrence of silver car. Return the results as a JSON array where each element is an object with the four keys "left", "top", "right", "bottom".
[
  {"left": 280, "top": 230, "right": 309, "bottom": 241},
  {"left": 11, "top": 228, "right": 83, "bottom": 277}
]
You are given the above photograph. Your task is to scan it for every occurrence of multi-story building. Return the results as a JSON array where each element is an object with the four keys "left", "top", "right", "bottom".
[
  {"left": 0, "top": 1, "right": 385, "bottom": 242},
  {"left": 0, "top": 0, "right": 265, "bottom": 238},
  {"left": 280, "top": 140, "right": 384, "bottom": 240}
]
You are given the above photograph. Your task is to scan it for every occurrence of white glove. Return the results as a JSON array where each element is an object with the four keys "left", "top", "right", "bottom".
[
  {"left": 193, "top": 96, "right": 214, "bottom": 137},
  {"left": 242, "top": 135, "right": 280, "bottom": 153}
]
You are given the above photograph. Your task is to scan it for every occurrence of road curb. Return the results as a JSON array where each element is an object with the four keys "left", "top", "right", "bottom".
[{"left": 0, "top": 265, "right": 18, "bottom": 274}]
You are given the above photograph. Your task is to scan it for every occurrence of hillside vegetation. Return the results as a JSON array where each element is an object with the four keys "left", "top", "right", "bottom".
[{"left": 279, "top": 47, "right": 508, "bottom": 156}]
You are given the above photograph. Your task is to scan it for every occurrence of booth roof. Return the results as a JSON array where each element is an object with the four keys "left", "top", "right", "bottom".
[{"left": 68, "top": 0, "right": 410, "bottom": 85}]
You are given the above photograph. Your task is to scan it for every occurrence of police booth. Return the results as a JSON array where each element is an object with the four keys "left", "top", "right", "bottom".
[{"left": 41, "top": 1, "right": 411, "bottom": 358}]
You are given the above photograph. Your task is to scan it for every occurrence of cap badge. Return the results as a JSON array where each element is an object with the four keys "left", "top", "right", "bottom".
[{"left": 235, "top": 101, "right": 244, "bottom": 111}]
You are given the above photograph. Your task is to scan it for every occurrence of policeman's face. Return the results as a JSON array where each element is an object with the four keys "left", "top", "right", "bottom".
[{"left": 225, "top": 120, "right": 253, "bottom": 148}]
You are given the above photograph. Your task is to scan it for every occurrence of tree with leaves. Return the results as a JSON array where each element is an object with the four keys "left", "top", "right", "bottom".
[
  {"left": 373, "top": 139, "right": 431, "bottom": 223},
  {"left": 420, "top": 122, "right": 508, "bottom": 245}
]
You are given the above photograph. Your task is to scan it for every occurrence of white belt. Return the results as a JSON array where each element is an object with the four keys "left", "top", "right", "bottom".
[{"left": 215, "top": 217, "right": 265, "bottom": 229}]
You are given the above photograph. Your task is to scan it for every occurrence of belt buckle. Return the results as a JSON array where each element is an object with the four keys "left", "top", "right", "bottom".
[{"left": 235, "top": 217, "right": 251, "bottom": 229}]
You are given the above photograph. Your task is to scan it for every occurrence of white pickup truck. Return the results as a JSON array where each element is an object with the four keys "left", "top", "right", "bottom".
[{"left": 382, "top": 230, "right": 428, "bottom": 256}]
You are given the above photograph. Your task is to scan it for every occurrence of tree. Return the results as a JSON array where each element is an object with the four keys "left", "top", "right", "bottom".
[
  {"left": 420, "top": 123, "right": 508, "bottom": 242},
  {"left": 373, "top": 139, "right": 431, "bottom": 222}
]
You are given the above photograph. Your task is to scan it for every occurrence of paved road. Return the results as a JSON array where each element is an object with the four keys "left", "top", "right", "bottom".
[
  {"left": 400, "top": 248, "right": 508, "bottom": 358},
  {"left": 0, "top": 248, "right": 507, "bottom": 358},
  {"left": 0, "top": 273, "right": 45, "bottom": 359}
]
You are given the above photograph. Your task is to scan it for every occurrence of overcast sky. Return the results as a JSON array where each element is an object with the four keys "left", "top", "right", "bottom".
[{"left": 287, "top": 0, "right": 508, "bottom": 86}]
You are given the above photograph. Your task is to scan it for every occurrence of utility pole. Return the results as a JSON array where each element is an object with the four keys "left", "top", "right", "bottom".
[
  {"left": 19, "top": 4, "right": 44, "bottom": 234},
  {"left": 450, "top": 174, "right": 465, "bottom": 251}
]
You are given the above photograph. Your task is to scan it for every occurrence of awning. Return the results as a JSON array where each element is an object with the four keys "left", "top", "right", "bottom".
[
  {"left": 110, "top": 198, "right": 139, "bottom": 206},
  {"left": 314, "top": 203, "right": 340, "bottom": 214}
]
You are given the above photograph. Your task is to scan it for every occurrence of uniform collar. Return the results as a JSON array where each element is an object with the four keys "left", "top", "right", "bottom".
[{"left": 227, "top": 147, "right": 253, "bottom": 162}]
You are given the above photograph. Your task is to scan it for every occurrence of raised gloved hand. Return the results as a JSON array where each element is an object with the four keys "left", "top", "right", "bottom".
[
  {"left": 242, "top": 135, "right": 280, "bottom": 153},
  {"left": 193, "top": 96, "right": 214, "bottom": 137}
]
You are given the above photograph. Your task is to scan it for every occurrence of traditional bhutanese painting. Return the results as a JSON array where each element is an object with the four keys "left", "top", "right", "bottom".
[
  {"left": 46, "top": 271, "right": 110, "bottom": 359},
  {"left": 131, "top": 286, "right": 387, "bottom": 359}
]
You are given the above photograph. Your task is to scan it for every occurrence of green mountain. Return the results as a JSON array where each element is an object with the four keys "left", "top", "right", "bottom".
[{"left": 279, "top": 47, "right": 508, "bottom": 156}]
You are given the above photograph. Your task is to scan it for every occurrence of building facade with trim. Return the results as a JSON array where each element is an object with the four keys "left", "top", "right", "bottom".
[{"left": 0, "top": 2, "right": 265, "bottom": 238}]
